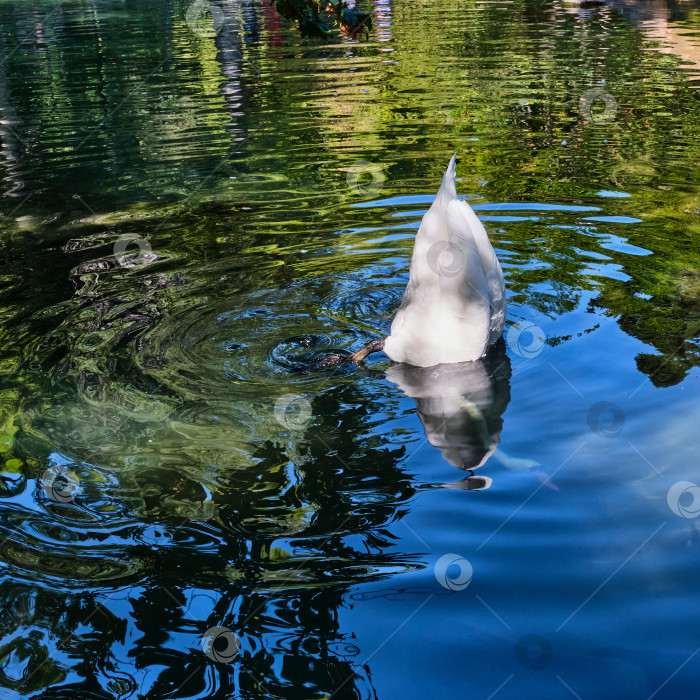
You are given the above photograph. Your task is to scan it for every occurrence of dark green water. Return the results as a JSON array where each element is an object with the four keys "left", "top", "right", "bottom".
[{"left": 0, "top": 0, "right": 699, "bottom": 697}]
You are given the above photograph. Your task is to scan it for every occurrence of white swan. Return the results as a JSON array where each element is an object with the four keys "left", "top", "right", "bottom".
[
  {"left": 384, "top": 153, "right": 505, "bottom": 366},
  {"left": 321, "top": 153, "right": 506, "bottom": 368}
]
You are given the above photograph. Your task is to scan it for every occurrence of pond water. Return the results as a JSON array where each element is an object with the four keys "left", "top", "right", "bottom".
[{"left": 1, "top": 0, "right": 699, "bottom": 697}]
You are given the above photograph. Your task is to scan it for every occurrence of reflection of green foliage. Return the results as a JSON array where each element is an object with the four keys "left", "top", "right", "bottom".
[
  {"left": 273, "top": 0, "right": 372, "bottom": 38},
  {"left": 0, "top": 0, "right": 697, "bottom": 395},
  {"left": 0, "top": 634, "right": 65, "bottom": 692},
  {"left": 0, "top": 406, "right": 17, "bottom": 461}
]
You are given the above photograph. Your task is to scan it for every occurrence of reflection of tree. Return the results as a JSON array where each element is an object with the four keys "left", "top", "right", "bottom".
[
  {"left": 1, "top": 372, "right": 419, "bottom": 696},
  {"left": 0, "top": 0, "right": 243, "bottom": 211},
  {"left": 217, "top": 0, "right": 252, "bottom": 153},
  {"left": 1, "top": 0, "right": 698, "bottom": 391},
  {"left": 128, "top": 582, "right": 378, "bottom": 698},
  {"left": 589, "top": 273, "right": 700, "bottom": 387},
  {"left": 0, "top": 38, "right": 26, "bottom": 197}
]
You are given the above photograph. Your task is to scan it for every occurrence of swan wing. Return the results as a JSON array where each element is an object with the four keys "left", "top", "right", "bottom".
[
  {"left": 439, "top": 152, "right": 506, "bottom": 344},
  {"left": 455, "top": 193, "right": 506, "bottom": 345}
]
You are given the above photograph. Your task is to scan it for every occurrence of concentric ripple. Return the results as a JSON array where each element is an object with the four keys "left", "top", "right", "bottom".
[{"left": 133, "top": 278, "right": 396, "bottom": 401}]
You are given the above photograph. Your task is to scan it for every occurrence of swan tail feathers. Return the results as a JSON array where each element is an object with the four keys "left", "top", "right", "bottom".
[{"left": 437, "top": 152, "right": 458, "bottom": 202}]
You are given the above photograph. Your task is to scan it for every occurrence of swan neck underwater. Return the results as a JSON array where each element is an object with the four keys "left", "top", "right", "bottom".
[{"left": 321, "top": 153, "right": 506, "bottom": 369}]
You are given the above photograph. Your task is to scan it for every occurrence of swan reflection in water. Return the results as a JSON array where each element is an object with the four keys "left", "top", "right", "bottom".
[{"left": 385, "top": 340, "right": 538, "bottom": 490}]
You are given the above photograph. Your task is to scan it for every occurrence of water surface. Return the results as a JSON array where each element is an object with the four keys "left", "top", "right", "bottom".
[{"left": 0, "top": 0, "right": 699, "bottom": 697}]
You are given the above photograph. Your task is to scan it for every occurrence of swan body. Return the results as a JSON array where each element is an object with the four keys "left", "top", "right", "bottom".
[{"left": 383, "top": 153, "right": 505, "bottom": 367}]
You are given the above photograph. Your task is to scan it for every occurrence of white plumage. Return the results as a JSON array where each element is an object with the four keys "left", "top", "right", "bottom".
[{"left": 383, "top": 153, "right": 506, "bottom": 367}]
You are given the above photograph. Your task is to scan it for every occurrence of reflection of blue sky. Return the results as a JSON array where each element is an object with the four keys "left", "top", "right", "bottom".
[{"left": 338, "top": 312, "right": 699, "bottom": 698}]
